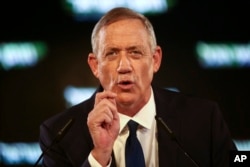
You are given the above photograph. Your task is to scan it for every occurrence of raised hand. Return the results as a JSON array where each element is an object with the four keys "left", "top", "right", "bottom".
[{"left": 87, "top": 91, "right": 120, "bottom": 166}]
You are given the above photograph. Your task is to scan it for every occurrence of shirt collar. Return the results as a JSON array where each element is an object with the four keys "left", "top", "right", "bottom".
[{"left": 118, "top": 88, "right": 156, "bottom": 133}]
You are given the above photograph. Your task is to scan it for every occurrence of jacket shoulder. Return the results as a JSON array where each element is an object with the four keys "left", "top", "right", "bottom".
[{"left": 42, "top": 96, "right": 95, "bottom": 131}]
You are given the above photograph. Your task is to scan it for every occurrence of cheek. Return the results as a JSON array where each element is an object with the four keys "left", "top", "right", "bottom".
[
  {"left": 98, "top": 63, "right": 116, "bottom": 81},
  {"left": 98, "top": 66, "right": 108, "bottom": 79},
  {"left": 137, "top": 62, "right": 154, "bottom": 82},
  {"left": 98, "top": 62, "right": 116, "bottom": 74}
]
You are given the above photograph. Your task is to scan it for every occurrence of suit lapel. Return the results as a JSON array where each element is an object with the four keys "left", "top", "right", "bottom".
[
  {"left": 153, "top": 86, "right": 181, "bottom": 167},
  {"left": 110, "top": 152, "right": 117, "bottom": 167}
]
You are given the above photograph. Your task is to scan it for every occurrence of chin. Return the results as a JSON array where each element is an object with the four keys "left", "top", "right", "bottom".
[{"left": 116, "top": 93, "right": 135, "bottom": 104}]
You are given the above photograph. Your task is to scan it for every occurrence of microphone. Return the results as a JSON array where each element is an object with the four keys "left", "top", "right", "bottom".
[
  {"left": 155, "top": 116, "right": 200, "bottom": 167},
  {"left": 33, "top": 118, "right": 74, "bottom": 167}
]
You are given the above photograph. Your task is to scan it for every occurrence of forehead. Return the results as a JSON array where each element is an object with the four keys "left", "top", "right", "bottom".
[{"left": 98, "top": 19, "right": 149, "bottom": 44}]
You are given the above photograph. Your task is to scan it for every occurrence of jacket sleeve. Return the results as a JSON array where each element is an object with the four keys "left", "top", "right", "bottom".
[{"left": 39, "top": 122, "right": 90, "bottom": 167}]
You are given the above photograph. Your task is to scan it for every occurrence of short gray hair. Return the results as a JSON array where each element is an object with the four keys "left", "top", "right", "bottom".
[{"left": 91, "top": 7, "right": 157, "bottom": 54}]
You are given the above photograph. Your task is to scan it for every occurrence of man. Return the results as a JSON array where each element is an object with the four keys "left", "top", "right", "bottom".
[{"left": 39, "top": 7, "right": 236, "bottom": 167}]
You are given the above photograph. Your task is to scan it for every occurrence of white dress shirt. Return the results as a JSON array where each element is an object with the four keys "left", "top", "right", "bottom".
[{"left": 89, "top": 88, "right": 158, "bottom": 167}]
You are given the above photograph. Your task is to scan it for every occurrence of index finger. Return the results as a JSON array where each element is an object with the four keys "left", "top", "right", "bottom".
[{"left": 95, "top": 91, "right": 117, "bottom": 106}]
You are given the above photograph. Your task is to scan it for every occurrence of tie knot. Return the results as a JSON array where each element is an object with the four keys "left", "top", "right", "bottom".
[{"left": 127, "top": 120, "right": 139, "bottom": 136}]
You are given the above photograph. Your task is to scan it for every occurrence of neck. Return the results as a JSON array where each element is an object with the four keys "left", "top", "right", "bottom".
[{"left": 117, "top": 104, "right": 142, "bottom": 117}]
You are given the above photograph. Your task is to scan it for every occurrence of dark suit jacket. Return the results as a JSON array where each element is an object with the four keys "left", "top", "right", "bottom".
[{"left": 39, "top": 86, "right": 236, "bottom": 167}]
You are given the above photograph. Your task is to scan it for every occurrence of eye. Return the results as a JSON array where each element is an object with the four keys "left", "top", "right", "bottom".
[
  {"left": 104, "top": 50, "right": 119, "bottom": 61},
  {"left": 106, "top": 51, "right": 116, "bottom": 56},
  {"left": 129, "top": 50, "right": 142, "bottom": 58}
]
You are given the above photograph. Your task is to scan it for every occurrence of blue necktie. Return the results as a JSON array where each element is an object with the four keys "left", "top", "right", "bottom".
[{"left": 125, "top": 120, "right": 146, "bottom": 167}]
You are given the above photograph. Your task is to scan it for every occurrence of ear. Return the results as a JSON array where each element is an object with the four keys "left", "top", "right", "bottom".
[
  {"left": 153, "top": 46, "right": 162, "bottom": 73},
  {"left": 88, "top": 53, "right": 99, "bottom": 78}
]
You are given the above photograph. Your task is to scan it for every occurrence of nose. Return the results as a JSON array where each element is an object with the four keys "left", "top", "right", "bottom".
[{"left": 117, "top": 53, "right": 132, "bottom": 74}]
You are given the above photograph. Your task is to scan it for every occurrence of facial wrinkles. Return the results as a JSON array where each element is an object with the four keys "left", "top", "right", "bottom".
[
  {"left": 97, "top": 19, "right": 154, "bottom": 95},
  {"left": 97, "top": 20, "right": 151, "bottom": 56},
  {"left": 97, "top": 49, "right": 152, "bottom": 94},
  {"left": 108, "top": 52, "right": 136, "bottom": 92}
]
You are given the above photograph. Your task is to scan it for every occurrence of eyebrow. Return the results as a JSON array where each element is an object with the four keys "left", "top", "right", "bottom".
[
  {"left": 105, "top": 45, "right": 144, "bottom": 51},
  {"left": 126, "top": 46, "right": 143, "bottom": 50}
]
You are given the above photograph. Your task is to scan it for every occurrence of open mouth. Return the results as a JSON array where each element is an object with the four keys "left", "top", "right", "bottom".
[
  {"left": 119, "top": 81, "right": 132, "bottom": 85},
  {"left": 117, "top": 80, "right": 134, "bottom": 89}
]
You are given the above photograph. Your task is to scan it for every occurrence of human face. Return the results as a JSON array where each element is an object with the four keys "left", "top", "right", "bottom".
[{"left": 88, "top": 19, "right": 162, "bottom": 115}]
